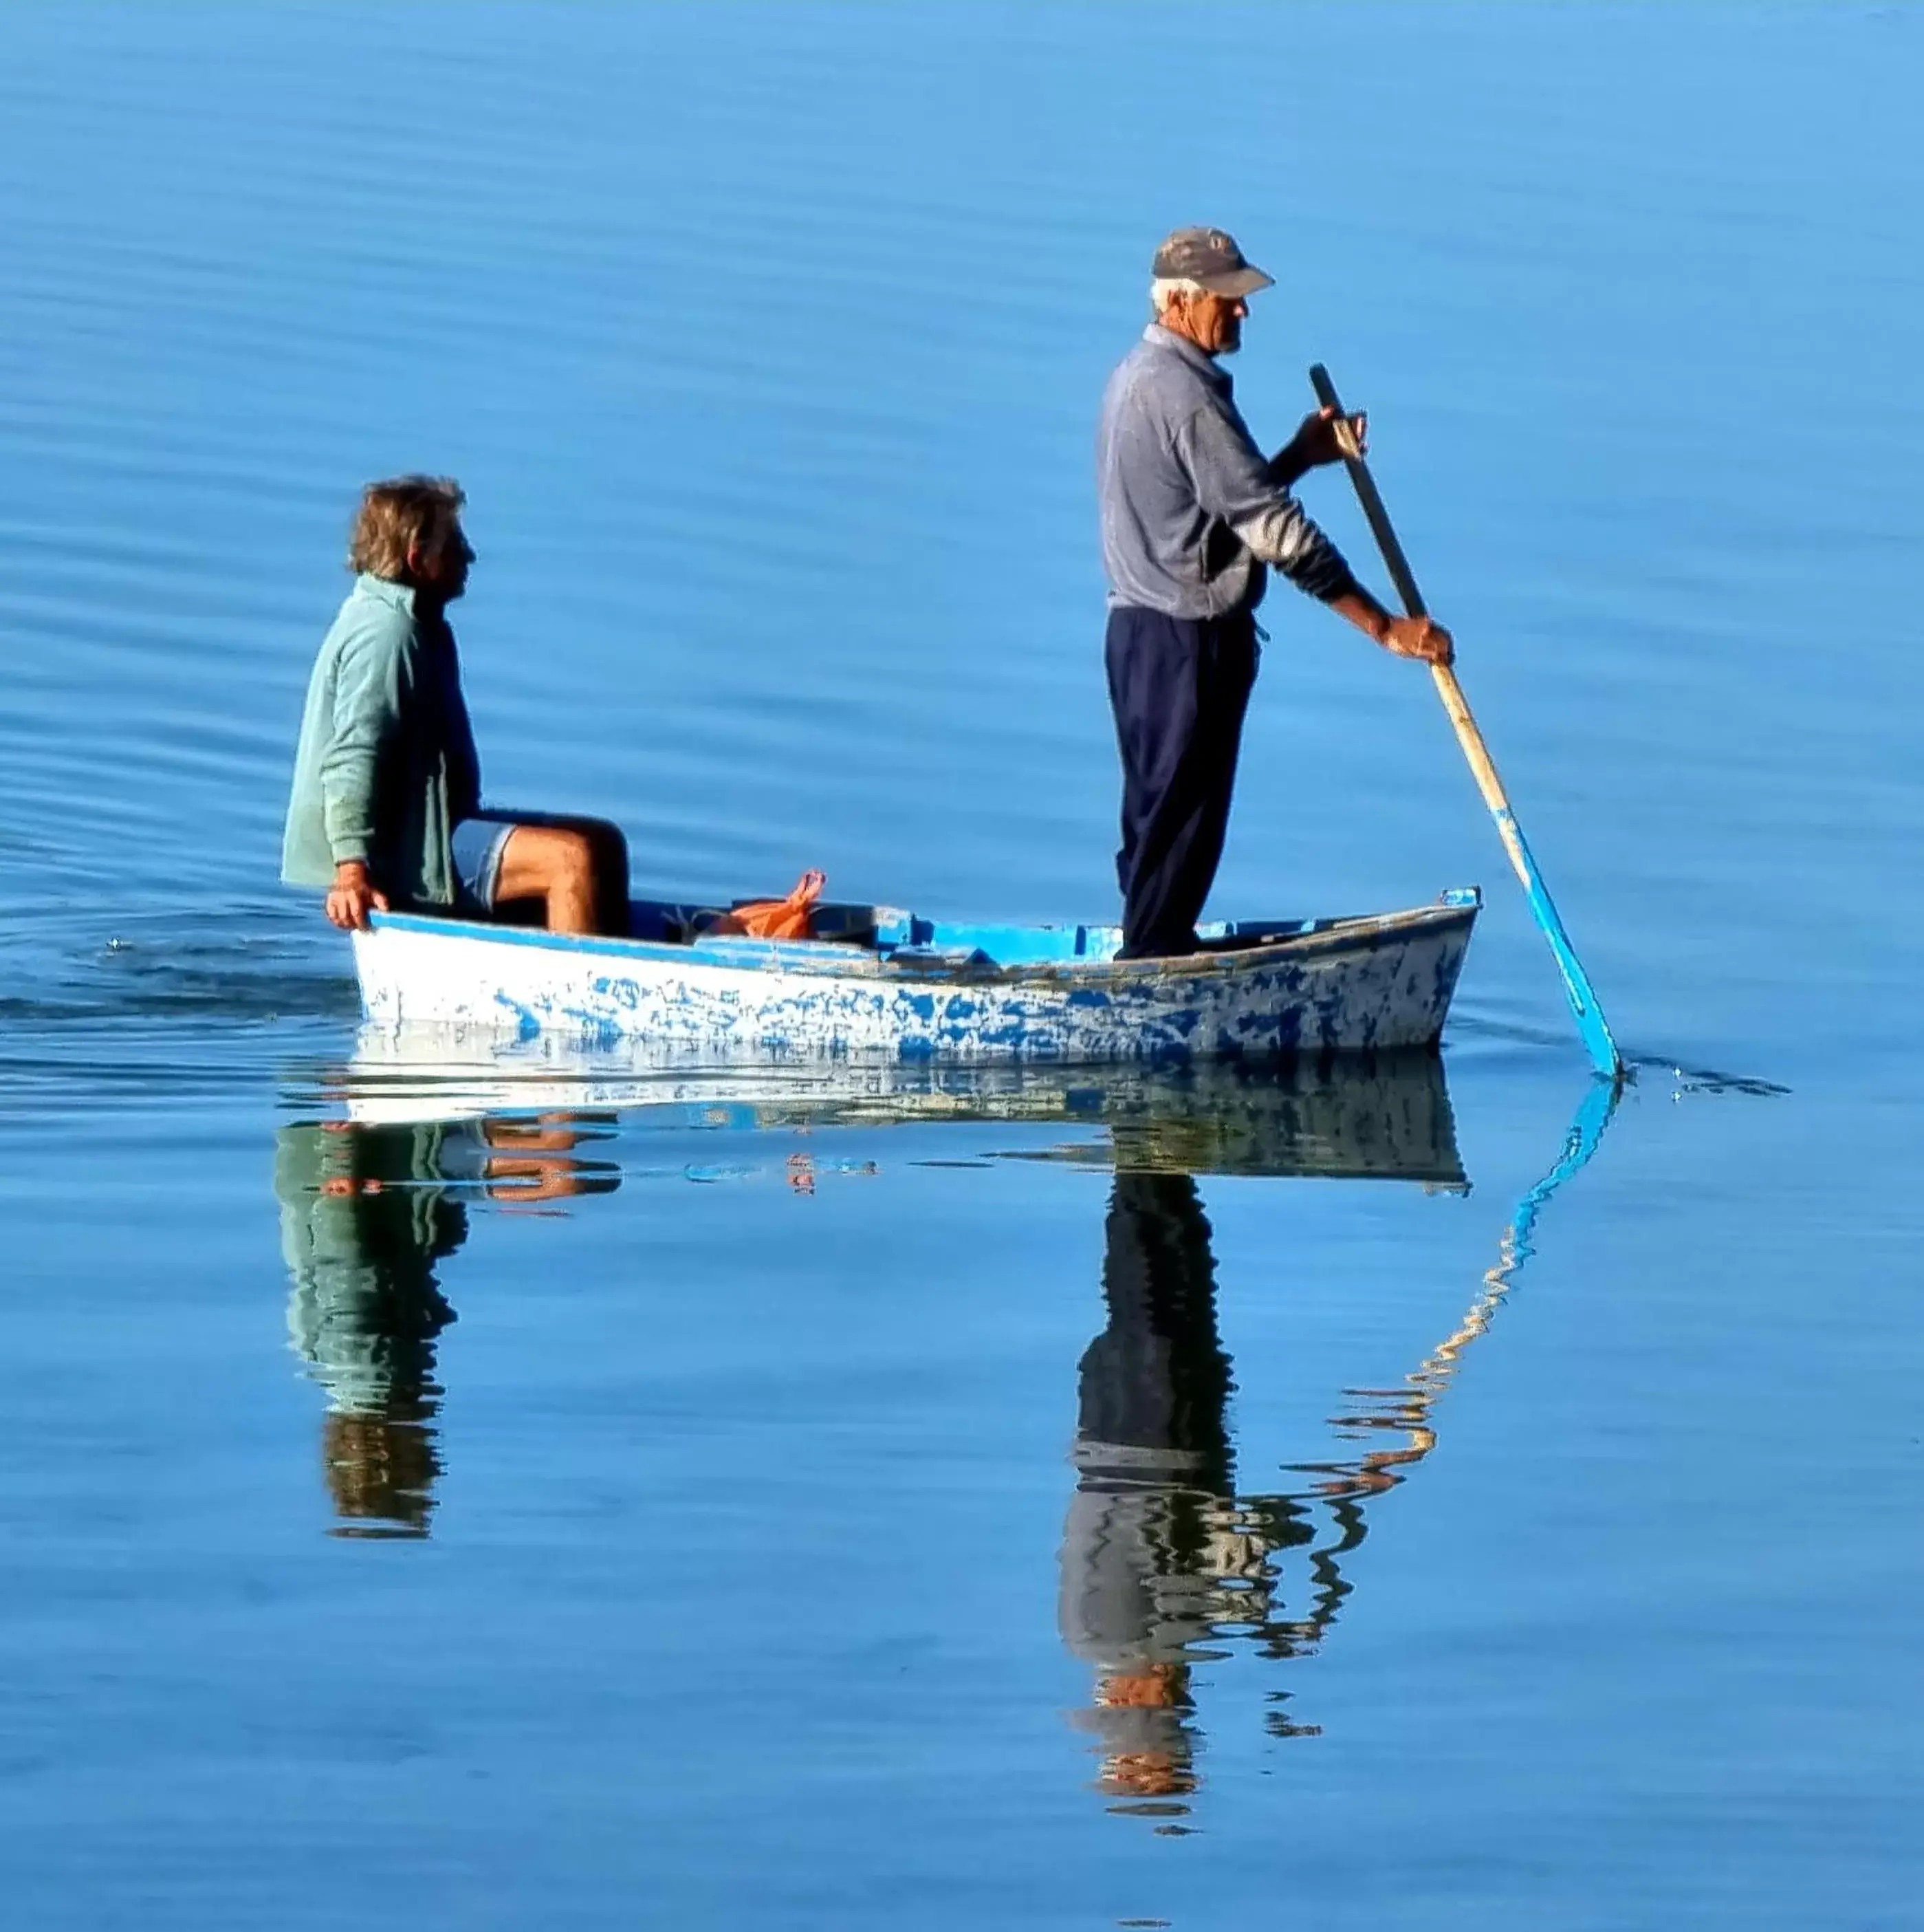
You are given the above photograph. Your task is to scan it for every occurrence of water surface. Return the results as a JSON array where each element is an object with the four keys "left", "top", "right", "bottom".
[{"left": 1, "top": 4, "right": 1920, "bottom": 1926}]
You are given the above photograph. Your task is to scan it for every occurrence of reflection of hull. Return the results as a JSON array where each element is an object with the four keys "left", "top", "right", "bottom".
[
  {"left": 1013, "top": 1060, "right": 1463, "bottom": 1185},
  {"left": 351, "top": 893, "right": 1479, "bottom": 1062},
  {"left": 327, "top": 1025, "right": 1463, "bottom": 1184}
]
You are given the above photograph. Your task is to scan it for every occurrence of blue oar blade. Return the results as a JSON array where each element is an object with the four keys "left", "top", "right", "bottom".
[{"left": 1503, "top": 813, "right": 1623, "bottom": 1079}]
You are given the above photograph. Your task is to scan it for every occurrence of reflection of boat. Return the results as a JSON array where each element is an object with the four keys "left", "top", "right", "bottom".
[
  {"left": 351, "top": 888, "right": 1480, "bottom": 1061},
  {"left": 1059, "top": 1077, "right": 1619, "bottom": 1813},
  {"left": 320, "top": 1026, "right": 1464, "bottom": 1185},
  {"left": 272, "top": 1113, "right": 620, "bottom": 1538},
  {"left": 1004, "top": 1056, "right": 1463, "bottom": 1184}
]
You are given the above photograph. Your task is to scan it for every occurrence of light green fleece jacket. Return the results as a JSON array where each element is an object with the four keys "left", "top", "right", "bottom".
[{"left": 281, "top": 573, "right": 481, "bottom": 907}]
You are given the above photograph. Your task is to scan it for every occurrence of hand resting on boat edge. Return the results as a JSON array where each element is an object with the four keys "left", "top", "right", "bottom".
[{"left": 281, "top": 476, "right": 630, "bottom": 938}]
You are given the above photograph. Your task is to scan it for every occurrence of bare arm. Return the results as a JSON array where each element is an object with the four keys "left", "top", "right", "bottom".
[{"left": 1326, "top": 589, "right": 1454, "bottom": 666}]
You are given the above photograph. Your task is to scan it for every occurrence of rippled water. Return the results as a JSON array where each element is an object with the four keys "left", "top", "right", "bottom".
[{"left": 3, "top": 4, "right": 1921, "bottom": 1926}]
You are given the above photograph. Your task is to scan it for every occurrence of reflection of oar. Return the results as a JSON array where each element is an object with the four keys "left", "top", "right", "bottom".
[
  {"left": 1301, "top": 1072, "right": 1621, "bottom": 1500},
  {"left": 1239, "top": 1077, "right": 1621, "bottom": 1673},
  {"left": 1307, "top": 363, "right": 1624, "bottom": 1084}
]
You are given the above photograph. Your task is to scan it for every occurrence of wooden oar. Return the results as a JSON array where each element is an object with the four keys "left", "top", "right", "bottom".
[{"left": 1308, "top": 363, "right": 1624, "bottom": 1083}]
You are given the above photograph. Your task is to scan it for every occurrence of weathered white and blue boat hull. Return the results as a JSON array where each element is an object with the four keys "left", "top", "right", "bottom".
[{"left": 351, "top": 891, "right": 1477, "bottom": 1063}]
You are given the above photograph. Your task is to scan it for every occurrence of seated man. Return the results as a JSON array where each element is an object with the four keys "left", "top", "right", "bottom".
[{"left": 282, "top": 476, "right": 628, "bottom": 936}]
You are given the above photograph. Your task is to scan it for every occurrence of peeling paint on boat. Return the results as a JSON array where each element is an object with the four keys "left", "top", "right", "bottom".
[{"left": 350, "top": 892, "right": 1480, "bottom": 1063}]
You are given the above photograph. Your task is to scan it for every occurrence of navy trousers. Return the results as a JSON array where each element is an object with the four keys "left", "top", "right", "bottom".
[{"left": 1105, "top": 605, "right": 1258, "bottom": 959}]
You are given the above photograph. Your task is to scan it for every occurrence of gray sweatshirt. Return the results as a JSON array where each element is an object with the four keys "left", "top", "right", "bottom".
[{"left": 1097, "top": 324, "right": 1359, "bottom": 620}]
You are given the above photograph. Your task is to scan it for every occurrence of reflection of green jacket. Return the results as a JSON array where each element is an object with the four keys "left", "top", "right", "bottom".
[
  {"left": 274, "top": 1121, "right": 468, "bottom": 1415},
  {"left": 281, "top": 573, "right": 481, "bottom": 907}
]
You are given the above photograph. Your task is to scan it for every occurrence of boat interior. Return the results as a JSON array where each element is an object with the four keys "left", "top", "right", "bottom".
[
  {"left": 397, "top": 889, "right": 1480, "bottom": 972},
  {"left": 617, "top": 896, "right": 1391, "bottom": 968}
]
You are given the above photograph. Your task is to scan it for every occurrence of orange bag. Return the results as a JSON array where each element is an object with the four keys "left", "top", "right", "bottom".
[{"left": 709, "top": 869, "right": 825, "bottom": 940}]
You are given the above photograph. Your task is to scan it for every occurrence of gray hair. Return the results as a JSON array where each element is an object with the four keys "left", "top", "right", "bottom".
[{"left": 1150, "top": 275, "right": 1209, "bottom": 315}]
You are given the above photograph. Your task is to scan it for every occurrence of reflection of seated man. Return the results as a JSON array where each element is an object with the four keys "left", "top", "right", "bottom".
[
  {"left": 469, "top": 1116, "right": 624, "bottom": 1204},
  {"left": 276, "top": 1112, "right": 622, "bottom": 1535},
  {"left": 276, "top": 1118, "right": 468, "bottom": 1537},
  {"left": 281, "top": 475, "right": 630, "bottom": 937}
]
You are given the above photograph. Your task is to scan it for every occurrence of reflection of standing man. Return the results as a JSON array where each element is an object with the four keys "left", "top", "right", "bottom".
[
  {"left": 1058, "top": 1171, "right": 1243, "bottom": 1805},
  {"left": 1097, "top": 227, "right": 1454, "bottom": 959}
]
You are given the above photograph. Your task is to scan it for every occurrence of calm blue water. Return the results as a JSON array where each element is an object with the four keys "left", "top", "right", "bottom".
[{"left": 2, "top": 4, "right": 1921, "bottom": 1925}]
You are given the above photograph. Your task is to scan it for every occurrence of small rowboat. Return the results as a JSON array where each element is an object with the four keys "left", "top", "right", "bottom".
[{"left": 351, "top": 887, "right": 1480, "bottom": 1063}]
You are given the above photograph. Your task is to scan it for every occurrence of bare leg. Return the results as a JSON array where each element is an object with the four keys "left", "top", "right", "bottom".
[
  {"left": 494, "top": 825, "right": 606, "bottom": 935},
  {"left": 523, "top": 814, "right": 628, "bottom": 935}
]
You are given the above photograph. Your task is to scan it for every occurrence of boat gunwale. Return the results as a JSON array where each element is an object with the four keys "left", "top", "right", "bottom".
[
  {"left": 1005, "top": 899, "right": 1478, "bottom": 986},
  {"left": 360, "top": 892, "right": 1480, "bottom": 987}
]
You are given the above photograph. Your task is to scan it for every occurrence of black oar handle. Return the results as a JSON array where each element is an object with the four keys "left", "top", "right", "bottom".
[{"left": 1308, "top": 363, "right": 1428, "bottom": 620}]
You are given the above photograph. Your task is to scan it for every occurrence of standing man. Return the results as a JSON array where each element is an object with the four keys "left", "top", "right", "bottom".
[
  {"left": 1096, "top": 227, "right": 1453, "bottom": 959},
  {"left": 283, "top": 476, "right": 630, "bottom": 937}
]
